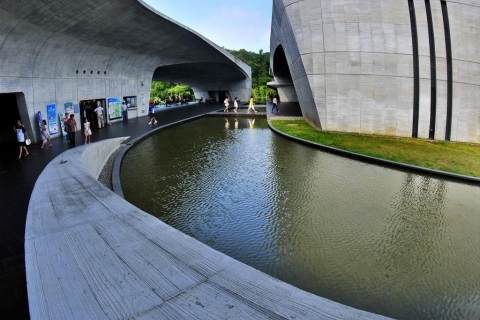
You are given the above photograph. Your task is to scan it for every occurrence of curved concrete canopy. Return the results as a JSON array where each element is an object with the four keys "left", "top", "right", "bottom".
[{"left": 0, "top": 0, "right": 251, "bottom": 140}]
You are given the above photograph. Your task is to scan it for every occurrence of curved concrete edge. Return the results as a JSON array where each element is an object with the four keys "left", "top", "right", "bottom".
[
  {"left": 268, "top": 120, "right": 480, "bottom": 185},
  {"left": 25, "top": 140, "right": 392, "bottom": 319},
  {"left": 112, "top": 114, "right": 205, "bottom": 198},
  {"left": 82, "top": 137, "right": 129, "bottom": 180}
]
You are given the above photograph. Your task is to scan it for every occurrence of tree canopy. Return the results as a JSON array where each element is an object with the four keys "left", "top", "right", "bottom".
[
  {"left": 227, "top": 49, "right": 277, "bottom": 103},
  {"left": 150, "top": 82, "right": 194, "bottom": 104},
  {"left": 150, "top": 49, "right": 276, "bottom": 104}
]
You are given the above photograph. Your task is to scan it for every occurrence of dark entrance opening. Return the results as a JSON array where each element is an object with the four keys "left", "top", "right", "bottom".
[
  {"left": 79, "top": 99, "right": 106, "bottom": 129},
  {"left": 0, "top": 93, "right": 26, "bottom": 160},
  {"left": 218, "top": 91, "right": 228, "bottom": 103}
]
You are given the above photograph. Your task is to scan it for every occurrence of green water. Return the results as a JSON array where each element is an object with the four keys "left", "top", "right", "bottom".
[{"left": 121, "top": 117, "right": 480, "bottom": 320}]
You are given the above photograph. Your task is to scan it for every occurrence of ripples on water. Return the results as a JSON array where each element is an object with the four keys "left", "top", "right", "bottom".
[{"left": 121, "top": 117, "right": 480, "bottom": 320}]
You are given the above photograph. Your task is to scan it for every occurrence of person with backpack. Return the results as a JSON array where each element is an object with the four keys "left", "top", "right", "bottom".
[{"left": 148, "top": 103, "right": 157, "bottom": 124}]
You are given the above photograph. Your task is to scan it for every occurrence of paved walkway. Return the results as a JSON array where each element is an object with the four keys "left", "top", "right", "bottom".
[
  {"left": 23, "top": 101, "right": 391, "bottom": 320},
  {"left": 0, "top": 102, "right": 233, "bottom": 319},
  {"left": 6, "top": 101, "right": 388, "bottom": 320}
]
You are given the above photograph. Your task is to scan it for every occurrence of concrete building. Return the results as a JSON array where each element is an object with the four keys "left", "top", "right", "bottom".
[
  {"left": 0, "top": 0, "right": 251, "bottom": 147},
  {"left": 269, "top": 0, "right": 480, "bottom": 143}
]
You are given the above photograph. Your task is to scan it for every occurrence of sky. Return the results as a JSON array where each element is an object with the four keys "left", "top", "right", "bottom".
[{"left": 142, "top": 0, "right": 272, "bottom": 53}]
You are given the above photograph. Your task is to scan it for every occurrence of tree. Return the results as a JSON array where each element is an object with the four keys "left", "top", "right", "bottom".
[
  {"left": 228, "top": 49, "right": 277, "bottom": 103},
  {"left": 150, "top": 82, "right": 194, "bottom": 103}
]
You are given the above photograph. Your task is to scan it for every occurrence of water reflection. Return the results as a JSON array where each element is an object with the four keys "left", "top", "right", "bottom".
[{"left": 121, "top": 118, "right": 480, "bottom": 320}]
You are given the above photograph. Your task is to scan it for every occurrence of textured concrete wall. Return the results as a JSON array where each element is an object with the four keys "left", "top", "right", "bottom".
[
  {"left": 270, "top": 0, "right": 480, "bottom": 143},
  {"left": 0, "top": 0, "right": 251, "bottom": 142},
  {"left": 448, "top": 0, "right": 480, "bottom": 143}
]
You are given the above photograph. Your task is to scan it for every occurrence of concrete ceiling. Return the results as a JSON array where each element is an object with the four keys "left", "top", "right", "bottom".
[{"left": 0, "top": 0, "right": 250, "bottom": 85}]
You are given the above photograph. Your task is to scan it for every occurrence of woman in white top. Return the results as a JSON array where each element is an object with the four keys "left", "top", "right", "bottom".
[{"left": 223, "top": 97, "right": 229, "bottom": 112}]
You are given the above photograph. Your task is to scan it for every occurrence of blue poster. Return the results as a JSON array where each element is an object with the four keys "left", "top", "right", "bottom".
[
  {"left": 47, "top": 103, "right": 58, "bottom": 135},
  {"left": 64, "top": 102, "right": 74, "bottom": 115},
  {"left": 107, "top": 97, "right": 122, "bottom": 120},
  {"left": 74, "top": 103, "right": 79, "bottom": 113}
]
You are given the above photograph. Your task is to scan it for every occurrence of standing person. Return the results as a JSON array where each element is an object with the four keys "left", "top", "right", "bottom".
[
  {"left": 65, "top": 114, "right": 77, "bottom": 147},
  {"left": 84, "top": 118, "right": 92, "bottom": 144},
  {"left": 233, "top": 97, "right": 239, "bottom": 113},
  {"left": 147, "top": 103, "right": 157, "bottom": 124},
  {"left": 223, "top": 96, "right": 230, "bottom": 112},
  {"left": 272, "top": 96, "right": 280, "bottom": 114},
  {"left": 14, "top": 120, "right": 29, "bottom": 159},
  {"left": 63, "top": 113, "right": 70, "bottom": 146},
  {"left": 40, "top": 119, "right": 52, "bottom": 148},
  {"left": 122, "top": 101, "right": 128, "bottom": 123},
  {"left": 94, "top": 104, "right": 105, "bottom": 128},
  {"left": 248, "top": 96, "right": 257, "bottom": 113}
]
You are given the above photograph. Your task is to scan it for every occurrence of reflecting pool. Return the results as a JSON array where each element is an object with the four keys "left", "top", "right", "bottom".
[{"left": 121, "top": 117, "right": 480, "bottom": 320}]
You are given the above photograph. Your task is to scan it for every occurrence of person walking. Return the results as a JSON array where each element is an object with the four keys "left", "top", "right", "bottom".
[
  {"left": 65, "top": 114, "right": 77, "bottom": 147},
  {"left": 247, "top": 96, "right": 257, "bottom": 113},
  {"left": 147, "top": 103, "right": 157, "bottom": 124},
  {"left": 14, "top": 120, "right": 30, "bottom": 159},
  {"left": 223, "top": 97, "right": 230, "bottom": 112},
  {"left": 94, "top": 104, "right": 105, "bottom": 128},
  {"left": 39, "top": 119, "right": 53, "bottom": 148},
  {"left": 272, "top": 96, "right": 280, "bottom": 114},
  {"left": 233, "top": 97, "right": 239, "bottom": 113},
  {"left": 122, "top": 101, "right": 128, "bottom": 123},
  {"left": 84, "top": 118, "right": 92, "bottom": 144}
]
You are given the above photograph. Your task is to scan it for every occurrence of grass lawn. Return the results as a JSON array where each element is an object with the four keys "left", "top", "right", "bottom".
[{"left": 270, "top": 119, "right": 480, "bottom": 178}]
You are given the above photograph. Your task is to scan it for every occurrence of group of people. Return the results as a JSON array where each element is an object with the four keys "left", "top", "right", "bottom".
[
  {"left": 164, "top": 95, "right": 188, "bottom": 106},
  {"left": 63, "top": 113, "right": 91, "bottom": 147},
  {"left": 222, "top": 96, "right": 279, "bottom": 114},
  {"left": 223, "top": 96, "right": 253, "bottom": 113},
  {"left": 13, "top": 96, "right": 281, "bottom": 159}
]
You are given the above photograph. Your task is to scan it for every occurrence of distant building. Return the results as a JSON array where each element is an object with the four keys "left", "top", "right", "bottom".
[{"left": 269, "top": 0, "right": 480, "bottom": 143}]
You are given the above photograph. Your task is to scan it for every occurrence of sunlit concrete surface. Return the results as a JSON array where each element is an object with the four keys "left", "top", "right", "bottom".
[
  {"left": 269, "top": 0, "right": 480, "bottom": 143},
  {"left": 25, "top": 135, "right": 391, "bottom": 319}
]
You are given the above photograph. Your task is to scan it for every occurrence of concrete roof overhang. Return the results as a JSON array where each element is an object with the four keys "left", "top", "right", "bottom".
[{"left": 0, "top": 0, "right": 250, "bottom": 86}]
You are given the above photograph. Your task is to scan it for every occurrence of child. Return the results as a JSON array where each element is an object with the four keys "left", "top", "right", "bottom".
[
  {"left": 40, "top": 119, "right": 53, "bottom": 148},
  {"left": 84, "top": 118, "right": 92, "bottom": 144},
  {"left": 148, "top": 103, "right": 157, "bottom": 124},
  {"left": 233, "top": 97, "right": 238, "bottom": 113}
]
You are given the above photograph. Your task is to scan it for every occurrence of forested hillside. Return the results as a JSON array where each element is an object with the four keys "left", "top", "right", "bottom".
[
  {"left": 227, "top": 49, "right": 276, "bottom": 103},
  {"left": 150, "top": 49, "right": 276, "bottom": 103}
]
